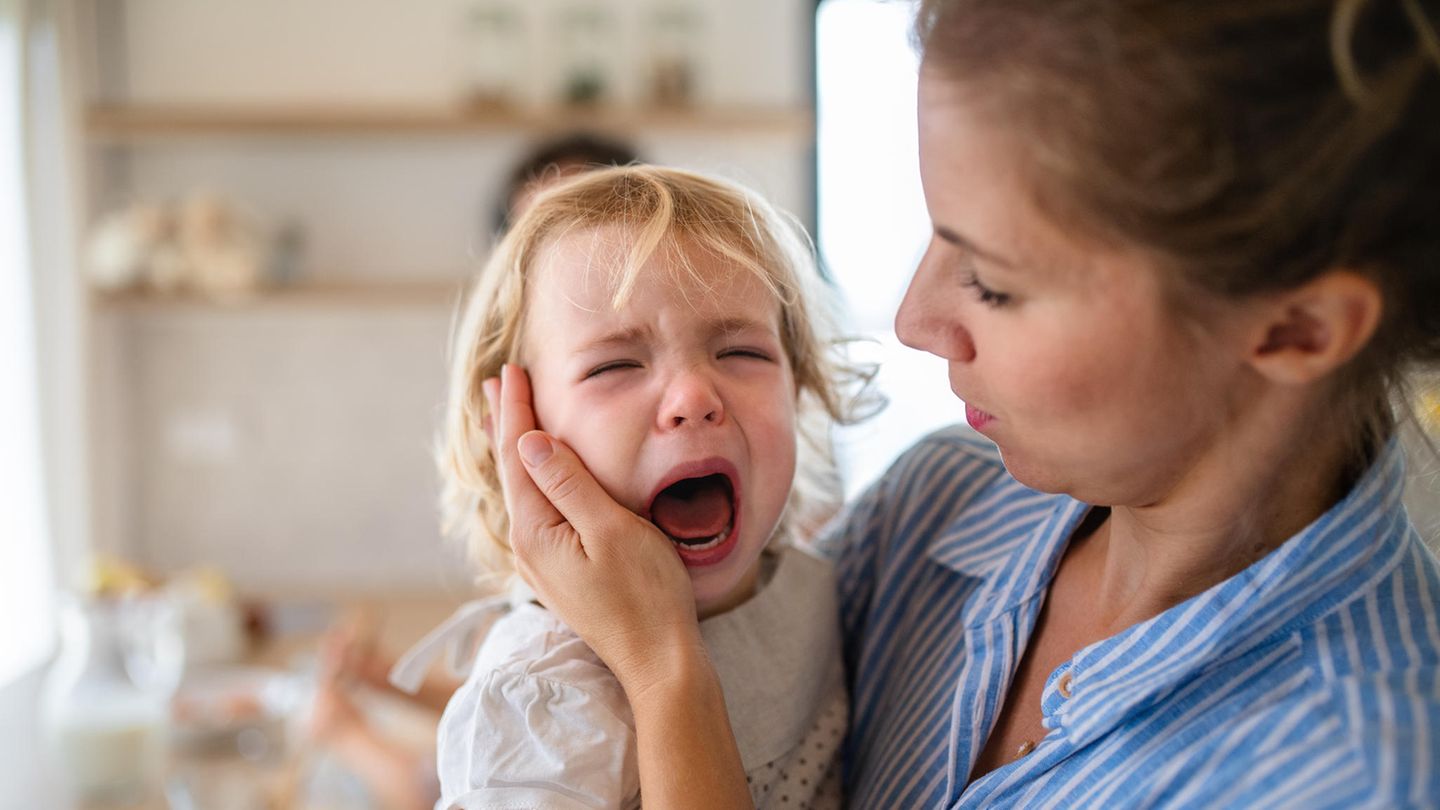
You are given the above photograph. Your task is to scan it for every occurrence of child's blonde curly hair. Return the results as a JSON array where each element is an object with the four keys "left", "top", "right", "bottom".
[{"left": 439, "top": 165, "right": 874, "bottom": 588}]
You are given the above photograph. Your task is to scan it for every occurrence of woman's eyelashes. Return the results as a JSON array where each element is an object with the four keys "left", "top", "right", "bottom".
[
  {"left": 943, "top": 239, "right": 1014, "bottom": 308},
  {"left": 962, "top": 270, "right": 1013, "bottom": 308}
]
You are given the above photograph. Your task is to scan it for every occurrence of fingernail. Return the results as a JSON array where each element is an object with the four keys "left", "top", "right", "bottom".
[{"left": 518, "top": 432, "right": 553, "bottom": 466}]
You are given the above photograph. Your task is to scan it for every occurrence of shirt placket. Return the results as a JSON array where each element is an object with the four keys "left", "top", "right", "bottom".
[
  {"left": 942, "top": 594, "right": 1051, "bottom": 806},
  {"left": 952, "top": 658, "right": 1082, "bottom": 809}
]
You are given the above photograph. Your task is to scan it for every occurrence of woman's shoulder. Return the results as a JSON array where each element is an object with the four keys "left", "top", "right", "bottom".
[
  {"left": 893, "top": 423, "right": 1006, "bottom": 477},
  {"left": 815, "top": 425, "right": 1063, "bottom": 582},
  {"left": 854, "top": 424, "right": 1037, "bottom": 526},
  {"left": 1298, "top": 528, "right": 1440, "bottom": 674},
  {"left": 851, "top": 424, "right": 1011, "bottom": 516},
  {"left": 1289, "top": 534, "right": 1440, "bottom": 800}
]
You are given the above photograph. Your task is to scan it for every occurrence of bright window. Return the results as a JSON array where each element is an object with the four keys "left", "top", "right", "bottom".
[
  {"left": 817, "top": 0, "right": 964, "bottom": 496},
  {"left": 0, "top": 0, "right": 56, "bottom": 686}
]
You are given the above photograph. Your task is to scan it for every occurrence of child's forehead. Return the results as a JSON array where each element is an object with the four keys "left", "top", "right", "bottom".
[{"left": 530, "top": 225, "right": 777, "bottom": 310}]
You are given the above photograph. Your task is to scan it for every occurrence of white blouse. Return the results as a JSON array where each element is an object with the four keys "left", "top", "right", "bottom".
[{"left": 391, "top": 544, "right": 847, "bottom": 810}]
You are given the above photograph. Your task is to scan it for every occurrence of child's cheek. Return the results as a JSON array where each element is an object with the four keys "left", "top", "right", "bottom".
[{"left": 550, "top": 395, "right": 636, "bottom": 467}]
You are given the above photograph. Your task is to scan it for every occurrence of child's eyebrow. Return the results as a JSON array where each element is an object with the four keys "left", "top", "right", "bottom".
[
  {"left": 573, "top": 317, "right": 776, "bottom": 355},
  {"left": 575, "top": 325, "right": 653, "bottom": 354},
  {"left": 707, "top": 317, "right": 777, "bottom": 339}
]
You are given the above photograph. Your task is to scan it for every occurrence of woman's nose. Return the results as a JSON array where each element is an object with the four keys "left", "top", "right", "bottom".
[
  {"left": 895, "top": 244, "right": 977, "bottom": 362},
  {"left": 657, "top": 369, "right": 724, "bottom": 429}
]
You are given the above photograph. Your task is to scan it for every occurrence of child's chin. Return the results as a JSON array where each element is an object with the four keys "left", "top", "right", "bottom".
[
  {"left": 688, "top": 562, "right": 759, "bottom": 619},
  {"left": 689, "top": 579, "right": 731, "bottom": 614}
]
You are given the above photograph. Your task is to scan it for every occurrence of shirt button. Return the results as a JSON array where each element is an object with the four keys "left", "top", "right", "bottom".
[{"left": 1057, "top": 672, "right": 1074, "bottom": 699}]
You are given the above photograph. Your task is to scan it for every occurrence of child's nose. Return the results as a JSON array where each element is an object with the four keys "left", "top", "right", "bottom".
[{"left": 657, "top": 370, "right": 724, "bottom": 429}]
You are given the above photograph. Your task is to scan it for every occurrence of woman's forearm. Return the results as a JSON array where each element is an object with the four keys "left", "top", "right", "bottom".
[{"left": 625, "top": 646, "right": 753, "bottom": 809}]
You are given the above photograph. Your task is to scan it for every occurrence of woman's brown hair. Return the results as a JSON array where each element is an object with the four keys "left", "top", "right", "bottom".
[{"left": 916, "top": 0, "right": 1440, "bottom": 467}]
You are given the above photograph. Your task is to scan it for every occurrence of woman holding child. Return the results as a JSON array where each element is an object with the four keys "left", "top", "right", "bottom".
[{"left": 479, "top": 0, "right": 1440, "bottom": 807}]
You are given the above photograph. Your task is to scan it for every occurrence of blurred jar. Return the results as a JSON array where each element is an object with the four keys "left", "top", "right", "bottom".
[
  {"left": 457, "top": 1, "right": 525, "bottom": 109},
  {"left": 557, "top": 1, "right": 617, "bottom": 106},
  {"left": 41, "top": 596, "right": 174, "bottom": 806},
  {"left": 647, "top": 1, "right": 704, "bottom": 106}
]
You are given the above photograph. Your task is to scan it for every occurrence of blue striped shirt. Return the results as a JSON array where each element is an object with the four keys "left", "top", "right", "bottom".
[{"left": 819, "top": 426, "right": 1440, "bottom": 808}]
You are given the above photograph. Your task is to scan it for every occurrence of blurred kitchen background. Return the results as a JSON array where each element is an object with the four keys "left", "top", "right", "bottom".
[{"left": 2, "top": 0, "right": 1437, "bottom": 808}]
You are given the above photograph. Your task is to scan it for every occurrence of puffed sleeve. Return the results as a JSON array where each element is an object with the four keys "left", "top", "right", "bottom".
[{"left": 436, "top": 668, "right": 640, "bottom": 810}]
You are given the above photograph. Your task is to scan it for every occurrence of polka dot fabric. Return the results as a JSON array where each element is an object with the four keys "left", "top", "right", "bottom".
[{"left": 744, "top": 684, "right": 847, "bottom": 809}]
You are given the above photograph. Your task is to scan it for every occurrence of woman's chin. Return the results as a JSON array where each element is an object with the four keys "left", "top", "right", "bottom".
[{"left": 998, "top": 450, "right": 1070, "bottom": 496}]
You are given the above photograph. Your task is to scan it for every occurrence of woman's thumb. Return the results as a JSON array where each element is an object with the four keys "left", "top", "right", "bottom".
[
  {"left": 517, "top": 431, "right": 555, "bottom": 466},
  {"left": 518, "top": 431, "right": 621, "bottom": 538}
]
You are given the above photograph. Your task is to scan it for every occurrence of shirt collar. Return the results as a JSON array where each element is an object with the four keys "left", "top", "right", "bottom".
[
  {"left": 926, "top": 467, "right": 1088, "bottom": 627},
  {"left": 1046, "top": 438, "right": 1414, "bottom": 746}
]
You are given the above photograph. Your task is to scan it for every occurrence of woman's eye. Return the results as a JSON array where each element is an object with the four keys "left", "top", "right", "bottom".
[
  {"left": 962, "top": 272, "right": 1013, "bottom": 308},
  {"left": 584, "top": 361, "right": 641, "bottom": 379}
]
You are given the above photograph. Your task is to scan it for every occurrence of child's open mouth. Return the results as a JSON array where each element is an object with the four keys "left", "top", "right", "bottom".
[
  {"left": 647, "top": 468, "right": 741, "bottom": 566},
  {"left": 651, "top": 474, "right": 734, "bottom": 548}
]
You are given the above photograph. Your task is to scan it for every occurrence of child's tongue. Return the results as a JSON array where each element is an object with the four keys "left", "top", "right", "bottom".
[{"left": 650, "top": 476, "right": 732, "bottom": 541}]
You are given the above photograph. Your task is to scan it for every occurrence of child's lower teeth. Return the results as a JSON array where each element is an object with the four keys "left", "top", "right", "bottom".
[{"left": 672, "top": 522, "right": 732, "bottom": 551}]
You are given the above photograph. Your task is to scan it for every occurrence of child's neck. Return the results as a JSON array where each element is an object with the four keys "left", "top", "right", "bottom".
[{"left": 695, "top": 552, "right": 768, "bottom": 620}]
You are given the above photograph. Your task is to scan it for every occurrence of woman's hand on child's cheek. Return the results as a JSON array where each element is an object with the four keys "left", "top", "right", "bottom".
[
  {"left": 480, "top": 376, "right": 499, "bottom": 446},
  {"left": 492, "top": 365, "right": 707, "bottom": 692}
]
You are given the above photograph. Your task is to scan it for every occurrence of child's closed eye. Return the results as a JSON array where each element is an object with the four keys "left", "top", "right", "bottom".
[
  {"left": 718, "top": 348, "right": 776, "bottom": 362},
  {"left": 584, "top": 360, "right": 643, "bottom": 379}
]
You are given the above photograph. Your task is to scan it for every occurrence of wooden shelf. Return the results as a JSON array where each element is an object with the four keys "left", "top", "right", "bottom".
[
  {"left": 91, "top": 280, "right": 469, "bottom": 313},
  {"left": 85, "top": 104, "right": 815, "bottom": 142}
]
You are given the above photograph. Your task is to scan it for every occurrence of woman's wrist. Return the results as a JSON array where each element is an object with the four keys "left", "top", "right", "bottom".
[
  {"left": 611, "top": 628, "right": 713, "bottom": 703},
  {"left": 623, "top": 638, "right": 753, "bottom": 809}
]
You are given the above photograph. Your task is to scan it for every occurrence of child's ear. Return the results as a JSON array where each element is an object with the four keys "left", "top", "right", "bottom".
[{"left": 1245, "top": 270, "right": 1383, "bottom": 385}]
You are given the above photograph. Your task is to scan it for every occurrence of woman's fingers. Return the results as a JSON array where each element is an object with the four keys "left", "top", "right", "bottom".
[
  {"left": 516, "top": 430, "right": 642, "bottom": 548},
  {"left": 490, "top": 365, "right": 567, "bottom": 539},
  {"left": 479, "top": 365, "right": 701, "bottom": 690}
]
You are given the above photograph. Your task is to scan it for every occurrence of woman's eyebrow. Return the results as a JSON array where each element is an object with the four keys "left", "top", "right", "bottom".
[{"left": 935, "top": 225, "right": 1020, "bottom": 270}]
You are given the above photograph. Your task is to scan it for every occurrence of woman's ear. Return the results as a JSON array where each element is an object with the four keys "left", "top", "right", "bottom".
[{"left": 1246, "top": 271, "right": 1383, "bottom": 385}]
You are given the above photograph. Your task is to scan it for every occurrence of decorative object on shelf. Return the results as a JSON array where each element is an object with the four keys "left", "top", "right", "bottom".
[
  {"left": 270, "top": 219, "right": 308, "bottom": 287},
  {"left": 646, "top": 1, "right": 704, "bottom": 107},
  {"left": 556, "top": 1, "right": 617, "bottom": 106},
  {"left": 456, "top": 0, "right": 525, "bottom": 109},
  {"left": 177, "top": 194, "right": 269, "bottom": 303},
  {"left": 84, "top": 203, "right": 171, "bottom": 292},
  {"left": 85, "top": 194, "right": 276, "bottom": 303}
]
